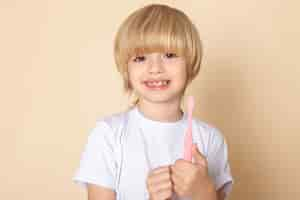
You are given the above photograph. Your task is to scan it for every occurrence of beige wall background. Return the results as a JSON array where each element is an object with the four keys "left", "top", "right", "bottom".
[{"left": 1, "top": 0, "right": 299, "bottom": 199}]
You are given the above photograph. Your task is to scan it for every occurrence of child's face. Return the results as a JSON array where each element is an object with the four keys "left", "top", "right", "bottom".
[{"left": 128, "top": 52, "right": 187, "bottom": 105}]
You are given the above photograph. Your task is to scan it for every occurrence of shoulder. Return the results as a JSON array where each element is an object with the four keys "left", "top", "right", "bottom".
[
  {"left": 193, "top": 118, "right": 224, "bottom": 140},
  {"left": 98, "top": 109, "right": 129, "bottom": 131},
  {"left": 192, "top": 118, "right": 227, "bottom": 154},
  {"left": 89, "top": 109, "right": 131, "bottom": 143}
]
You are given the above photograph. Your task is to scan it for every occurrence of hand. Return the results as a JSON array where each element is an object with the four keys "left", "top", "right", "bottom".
[
  {"left": 171, "top": 144, "right": 217, "bottom": 200},
  {"left": 146, "top": 165, "right": 173, "bottom": 200}
]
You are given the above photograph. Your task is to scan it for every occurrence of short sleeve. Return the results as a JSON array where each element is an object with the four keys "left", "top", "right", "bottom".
[
  {"left": 73, "top": 121, "right": 117, "bottom": 190},
  {"left": 206, "top": 127, "right": 234, "bottom": 198}
]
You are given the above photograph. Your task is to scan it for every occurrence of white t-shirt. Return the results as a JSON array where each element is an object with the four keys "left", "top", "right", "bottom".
[{"left": 73, "top": 106, "right": 233, "bottom": 199}]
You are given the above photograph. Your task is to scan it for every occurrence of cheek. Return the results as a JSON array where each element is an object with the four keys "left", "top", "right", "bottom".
[
  {"left": 174, "top": 66, "right": 188, "bottom": 83},
  {"left": 128, "top": 66, "right": 143, "bottom": 84}
]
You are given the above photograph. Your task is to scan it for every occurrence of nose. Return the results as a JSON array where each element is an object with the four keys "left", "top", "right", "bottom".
[{"left": 148, "top": 54, "right": 164, "bottom": 74}]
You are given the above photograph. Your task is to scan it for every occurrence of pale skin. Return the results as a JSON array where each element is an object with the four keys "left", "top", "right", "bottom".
[{"left": 87, "top": 52, "right": 227, "bottom": 200}]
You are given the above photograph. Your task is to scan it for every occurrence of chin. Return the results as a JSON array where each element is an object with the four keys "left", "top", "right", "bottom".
[{"left": 140, "top": 93, "right": 182, "bottom": 104}]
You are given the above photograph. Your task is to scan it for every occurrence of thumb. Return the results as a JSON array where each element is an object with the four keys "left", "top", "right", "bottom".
[{"left": 192, "top": 144, "right": 207, "bottom": 167}]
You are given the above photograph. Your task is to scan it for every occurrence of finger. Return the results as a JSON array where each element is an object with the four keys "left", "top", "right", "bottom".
[
  {"left": 157, "top": 180, "right": 172, "bottom": 192},
  {"left": 173, "top": 184, "right": 185, "bottom": 197},
  {"left": 158, "top": 189, "right": 173, "bottom": 200},
  {"left": 148, "top": 166, "right": 170, "bottom": 180},
  {"left": 171, "top": 171, "right": 184, "bottom": 186},
  {"left": 174, "top": 159, "right": 193, "bottom": 171},
  {"left": 170, "top": 165, "right": 185, "bottom": 185},
  {"left": 153, "top": 188, "right": 173, "bottom": 200},
  {"left": 147, "top": 177, "right": 173, "bottom": 199},
  {"left": 148, "top": 172, "right": 171, "bottom": 186},
  {"left": 152, "top": 166, "right": 171, "bottom": 174},
  {"left": 192, "top": 144, "right": 207, "bottom": 167},
  {"left": 151, "top": 166, "right": 171, "bottom": 177},
  {"left": 147, "top": 166, "right": 171, "bottom": 187},
  {"left": 148, "top": 179, "right": 172, "bottom": 193}
]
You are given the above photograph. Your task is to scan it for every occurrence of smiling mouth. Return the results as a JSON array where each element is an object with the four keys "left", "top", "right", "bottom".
[{"left": 143, "top": 80, "right": 170, "bottom": 89}]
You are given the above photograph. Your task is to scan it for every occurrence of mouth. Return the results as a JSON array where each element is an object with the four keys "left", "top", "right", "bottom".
[{"left": 142, "top": 80, "right": 171, "bottom": 90}]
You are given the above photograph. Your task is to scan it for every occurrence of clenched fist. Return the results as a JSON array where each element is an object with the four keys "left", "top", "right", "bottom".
[{"left": 146, "top": 166, "right": 173, "bottom": 200}]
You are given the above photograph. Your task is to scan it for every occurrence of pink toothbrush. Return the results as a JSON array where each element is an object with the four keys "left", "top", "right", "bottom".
[{"left": 184, "top": 96, "right": 194, "bottom": 161}]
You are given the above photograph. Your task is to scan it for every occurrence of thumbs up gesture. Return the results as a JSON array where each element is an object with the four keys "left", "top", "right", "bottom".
[{"left": 171, "top": 144, "right": 217, "bottom": 200}]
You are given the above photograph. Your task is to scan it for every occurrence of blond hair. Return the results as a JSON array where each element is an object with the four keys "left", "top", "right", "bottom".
[{"left": 114, "top": 4, "right": 203, "bottom": 96}]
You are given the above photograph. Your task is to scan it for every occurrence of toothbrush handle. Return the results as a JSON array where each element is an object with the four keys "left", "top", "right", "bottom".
[{"left": 183, "top": 127, "right": 193, "bottom": 161}]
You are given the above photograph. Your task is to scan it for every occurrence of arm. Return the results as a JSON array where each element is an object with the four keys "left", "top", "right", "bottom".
[
  {"left": 87, "top": 184, "right": 116, "bottom": 200},
  {"left": 217, "top": 187, "right": 226, "bottom": 200},
  {"left": 216, "top": 184, "right": 228, "bottom": 200}
]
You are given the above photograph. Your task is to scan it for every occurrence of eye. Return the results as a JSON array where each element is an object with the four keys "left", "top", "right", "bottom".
[
  {"left": 164, "top": 52, "right": 178, "bottom": 58},
  {"left": 132, "top": 56, "right": 146, "bottom": 62}
]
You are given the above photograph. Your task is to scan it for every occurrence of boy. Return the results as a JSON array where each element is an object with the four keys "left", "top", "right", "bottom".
[{"left": 74, "top": 4, "right": 233, "bottom": 200}]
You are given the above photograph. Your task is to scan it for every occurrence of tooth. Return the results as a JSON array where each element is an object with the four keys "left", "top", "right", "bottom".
[{"left": 145, "top": 80, "right": 169, "bottom": 87}]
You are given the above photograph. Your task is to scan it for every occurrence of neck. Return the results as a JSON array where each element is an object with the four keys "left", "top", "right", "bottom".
[{"left": 137, "top": 98, "right": 183, "bottom": 122}]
